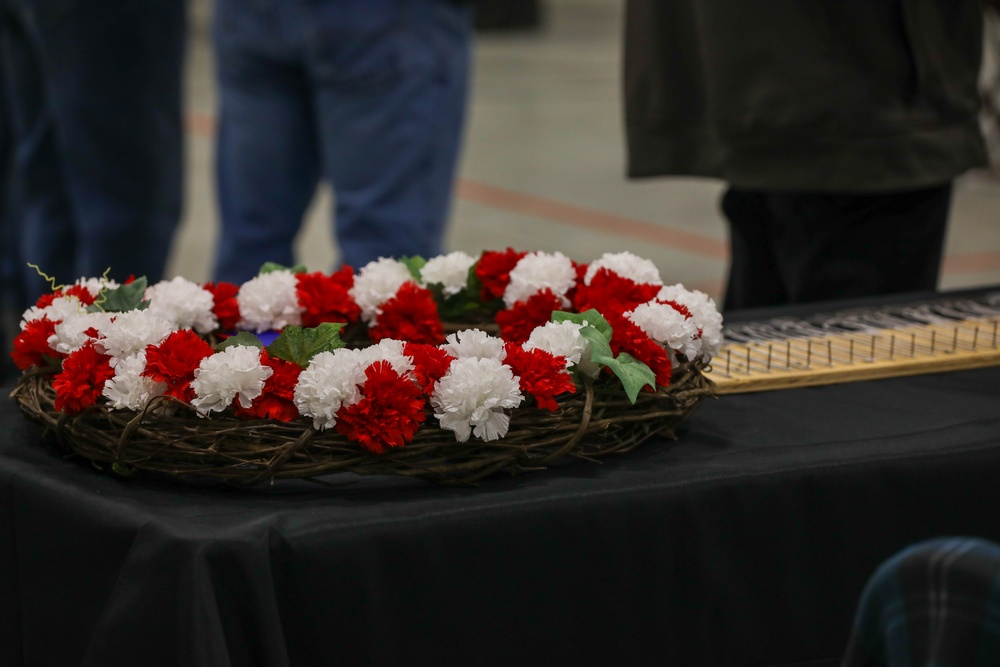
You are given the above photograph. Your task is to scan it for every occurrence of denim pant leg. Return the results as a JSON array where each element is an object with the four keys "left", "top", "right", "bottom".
[
  {"left": 304, "top": 0, "right": 472, "bottom": 270},
  {"left": 211, "top": 0, "right": 322, "bottom": 284},
  {"left": 24, "top": 0, "right": 185, "bottom": 286}
]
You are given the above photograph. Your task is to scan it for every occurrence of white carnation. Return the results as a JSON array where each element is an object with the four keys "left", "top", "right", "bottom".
[
  {"left": 146, "top": 276, "right": 218, "bottom": 334},
  {"left": 190, "top": 346, "right": 273, "bottom": 415},
  {"left": 357, "top": 338, "right": 415, "bottom": 379},
  {"left": 49, "top": 311, "right": 115, "bottom": 355},
  {"left": 419, "top": 251, "right": 476, "bottom": 297},
  {"left": 21, "top": 295, "right": 86, "bottom": 328},
  {"left": 349, "top": 258, "right": 413, "bottom": 325},
  {"left": 584, "top": 251, "right": 663, "bottom": 286},
  {"left": 502, "top": 251, "right": 576, "bottom": 309},
  {"left": 96, "top": 310, "right": 175, "bottom": 361},
  {"left": 442, "top": 328, "right": 506, "bottom": 361},
  {"left": 102, "top": 351, "right": 166, "bottom": 410},
  {"left": 293, "top": 348, "right": 376, "bottom": 430},
  {"left": 74, "top": 276, "right": 120, "bottom": 299},
  {"left": 430, "top": 357, "right": 523, "bottom": 442},
  {"left": 626, "top": 302, "right": 701, "bottom": 360},
  {"left": 524, "top": 320, "right": 600, "bottom": 378},
  {"left": 236, "top": 270, "right": 302, "bottom": 332},
  {"left": 656, "top": 284, "right": 724, "bottom": 360}
]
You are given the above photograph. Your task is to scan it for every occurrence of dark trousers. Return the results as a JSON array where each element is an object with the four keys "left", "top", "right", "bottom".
[
  {"left": 17, "top": 0, "right": 186, "bottom": 297},
  {"left": 721, "top": 185, "right": 953, "bottom": 312}
]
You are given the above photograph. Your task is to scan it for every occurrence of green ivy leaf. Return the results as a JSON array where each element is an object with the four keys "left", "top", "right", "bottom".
[
  {"left": 400, "top": 256, "right": 427, "bottom": 281},
  {"left": 554, "top": 309, "right": 655, "bottom": 403},
  {"left": 88, "top": 277, "right": 149, "bottom": 313},
  {"left": 112, "top": 462, "right": 136, "bottom": 477},
  {"left": 266, "top": 323, "right": 346, "bottom": 368},
  {"left": 551, "top": 309, "right": 613, "bottom": 341},
  {"left": 215, "top": 331, "right": 264, "bottom": 352},
  {"left": 259, "top": 262, "right": 307, "bottom": 275}
]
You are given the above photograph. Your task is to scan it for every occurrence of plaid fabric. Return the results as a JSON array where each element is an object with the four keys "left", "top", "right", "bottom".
[{"left": 843, "top": 537, "right": 1000, "bottom": 667}]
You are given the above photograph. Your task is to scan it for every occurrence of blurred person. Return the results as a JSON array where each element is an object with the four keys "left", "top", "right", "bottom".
[
  {"left": 0, "top": 0, "right": 71, "bottom": 383},
  {"left": 210, "top": 0, "right": 473, "bottom": 284},
  {"left": 15, "top": 0, "right": 187, "bottom": 298},
  {"left": 624, "top": 0, "right": 989, "bottom": 311},
  {"left": 843, "top": 537, "right": 1000, "bottom": 667}
]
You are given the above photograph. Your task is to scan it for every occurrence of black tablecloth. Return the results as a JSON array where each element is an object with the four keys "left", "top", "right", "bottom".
[{"left": 3, "top": 356, "right": 1000, "bottom": 666}]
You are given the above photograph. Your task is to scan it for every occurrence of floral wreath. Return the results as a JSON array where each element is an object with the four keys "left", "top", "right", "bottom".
[{"left": 12, "top": 250, "right": 721, "bottom": 476}]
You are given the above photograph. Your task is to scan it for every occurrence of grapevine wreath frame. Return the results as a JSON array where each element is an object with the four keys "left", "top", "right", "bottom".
[{"left": 10, "top": 250, "right": 719, "bottom": 486}]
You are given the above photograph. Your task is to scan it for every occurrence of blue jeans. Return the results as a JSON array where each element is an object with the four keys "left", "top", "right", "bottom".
[
  {"left": 17, "top": 0, "right": 185, "bottom": 296},
  {"left": 211, "top": 0, "right": 472, "bottom": 283}
]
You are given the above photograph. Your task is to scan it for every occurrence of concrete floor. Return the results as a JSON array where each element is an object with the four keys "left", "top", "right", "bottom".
[{"left": 170, "top": 0, "right": 1000, "bottom": 300}]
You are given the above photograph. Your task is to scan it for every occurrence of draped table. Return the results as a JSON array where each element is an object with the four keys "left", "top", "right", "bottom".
[{"left": 3, "top": 293, "right": 1000, "bottom": 667}]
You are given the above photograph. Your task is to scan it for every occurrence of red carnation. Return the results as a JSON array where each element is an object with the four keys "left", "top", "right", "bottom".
[
  {"left": 368, "top": 282, "right": 444, "bottom": 345},
  {"left": 62, "top": 284, "right": 98, "bottom": 306},
  {"left": 403, "top": 342, "right": 454, "bottom": 394},
  {"left": 607, "top": 312, "right": 672, "bottom": 387},
  {"left": 336, "top": 361, "right": 427, "bottom": 454},
  {"left": 503, "top": 343, "right": 576, "bottom": 411},
  {"left": 475, "top": 248, "right": 526, "bottom": 302},
  {"left": 11, "top": 317, "right": 63, "bottom": 370},
  {"left": 495, "top": 289, "right": 563, "bottom": 344},
  {"left": 34, "top": 292, "right": 58, "bottom": 309},
  {"left": 295, "top": 270, "right": 361, "bottom": 328},
  {"left": 142, "top": 329, "right": 215, "bottom": 403},
  {"left": 572, "top": 269, "right": 661, "bottom": 317},
  {"left": 235, "top": 351, "right": 302, "bottom": 422},
  {"left": 52, "top": 342, "right": 115, "bottom": 414},
  {"left": 204, "top": 281, "right": 241, "bottom": 331}
]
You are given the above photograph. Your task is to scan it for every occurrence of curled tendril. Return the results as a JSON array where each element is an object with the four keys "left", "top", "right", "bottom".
[
  {"left": 27, "top": 264, "right": 65, "bottom": 293},
  {"left": 89, "top": 267, "right": 114, "bottom": 311}
]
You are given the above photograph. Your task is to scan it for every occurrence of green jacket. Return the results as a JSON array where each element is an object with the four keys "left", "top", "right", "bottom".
[{"left": 624, "top": 0, "right": 989, "bottom": 192}]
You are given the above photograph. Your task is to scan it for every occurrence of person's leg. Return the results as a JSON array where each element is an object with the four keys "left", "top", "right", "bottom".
[
  {"left": 764, "top": 185, "right": 952, "bottom": 304},
  {"left": 303, "top": 0, "right": 472, "bottom": 270},
  {"left": 720, "top": 187, "right": 789, "bottom": 311},
  {"left": 211, "top": 0, "right": 321, "bottom": 284},
  {"left": 26, "top": 0, "right": 186, "bottom": 284},
  {"left": 843, "top": 537, "right": 1000, "bottom": 667},
  {"left": 3, "top": 0, "right": 75, "bottom": 300}
]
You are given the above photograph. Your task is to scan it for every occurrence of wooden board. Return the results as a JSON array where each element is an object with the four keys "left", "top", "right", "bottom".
[{"left": 705, "top": 317, "right": 1000, "bottom": 394}]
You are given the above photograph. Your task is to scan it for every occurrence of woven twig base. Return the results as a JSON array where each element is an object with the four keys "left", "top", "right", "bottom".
[{"left": 11, "top": 361, "right": 714, "bottom": 486}]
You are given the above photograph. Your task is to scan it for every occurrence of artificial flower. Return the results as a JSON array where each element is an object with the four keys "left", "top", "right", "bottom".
[
  {"left": 95, "top": 310, "right": 175, "bottom": 361},
  {"left": 607, "top": 312, "right": 673, "bottom": 387},
  {"left": 475, "top": 248, "right": 526, "bottom": 302},
  {"left": 368, "top": 282, "right": 444, "bottom": 344},
  {"left": 496, "top": 289, "right": 563, "bottom": 344},
  {"left": 442, "top": 328, "right": 506, "bottom": 360},
  {"left": 21, "top": 294, "right": 87, "bottom": 329},
  {"left": 403, "top": 342, "right": 455, "bottom": 393},
  {"left": 626, "top": 301, "right": 701, "bottom": 360},
  {"left": 295, "top": 269, "right": 360, "bottom": 328},
  {"left": 146, "top": 276, "right": 218, "bottom": 334},
  {"left": 502, "top": 343, "right": 576, "bottom": 411},
  {"left": 102, "top": 351, "right": 166, "bottom": 411},
  {"left": 237, "top": 270, "right": 302, "bottom": 332},
  {"left": 293, "top": 348, "right": 369, "bottom": 430},
  {"left": 656, "top": 284, "right": 724, "bottom": 360},
  {"left": 583, "top": 251, "right": 663, "bottom": 287},
  {"left": 52, "top": 342, "right": 115, "bottom": 414},
  {"left": 11, "top": 317, "right": 62, "bottom": 370},
  {"left": 190, "top": 345, "right": 273, "bottom": 415},
  {"left": 502, "top": 250, "right": 576, "bottom": 309},
  {"left": 572, "top": 268, "right": 661, "bottom": 316},
  {"left": 203, "top": 281, "right": 241, "bottom": 331},
  {"left": 349, "top": 258, "right": 413, "bottom": 325},
  {"left": 235, "top": 350, "right": 302, "bottom": 421},
  {"left": 523, "top": 320, "right": 600, "bottom": 378},
  {"left": 336, "top": 360, "right": 427, "bottom": 453},
  {"left": 142, "top": 329, "right": 216, "bottom": 403},
  {"left": 431, "top": 356, "right": 523, "bottom": 442},
  {"left": 420, "top": 251, "right": 476, "bottom": 297},
  {"left": 49, "top": 311, "right": 115, "bottom": 356}
]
